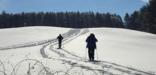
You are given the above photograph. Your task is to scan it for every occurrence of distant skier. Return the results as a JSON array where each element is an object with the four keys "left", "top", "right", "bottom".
[
  {"left": 57, "top": 34, "right": 63, "bottom": 49},
  {"left": 86, "top": 33, "right": 98, "bottom": 61}
]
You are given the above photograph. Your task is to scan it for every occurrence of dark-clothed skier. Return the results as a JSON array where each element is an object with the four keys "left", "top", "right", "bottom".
[
  {"left": 86, "top": 33, "right": 98, "bottom": 61},
  {"left": 57, "top": 34, "right": 63, "bottom": 49}
]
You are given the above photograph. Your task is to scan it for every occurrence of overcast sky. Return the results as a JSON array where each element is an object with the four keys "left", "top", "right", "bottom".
[{"left": 0, "top": 0, "right": 149, "bottom": 17}]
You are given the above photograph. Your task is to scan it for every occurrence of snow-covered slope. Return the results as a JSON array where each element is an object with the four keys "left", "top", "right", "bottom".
[
  {"left": 0, "top": 26, "right": 156, "bottom": 75},
  {"left": 0, "top": 26, "right": 70, "bottom": 47},
  {"left": 64, "top": 28, "right": 156, "bottom": 73}
]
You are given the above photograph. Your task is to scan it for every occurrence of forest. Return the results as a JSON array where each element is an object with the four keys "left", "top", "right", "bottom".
[
  {"left": 0, "top": 12, "right": 123, "bottom": 28},
  {"left": 124, "top": 0, "right": 156, "bottom": 34},
  {"left": 0, "top": 0, "right": 156, "bottom": 34}
]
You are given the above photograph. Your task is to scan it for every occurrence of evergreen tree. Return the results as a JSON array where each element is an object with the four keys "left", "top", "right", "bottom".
[
  {"left": 124, "top": 13, "right": 130, "bottom": 27},
  {"left": 124, "top": 0, "right": 156, "bottom": 34},
  {"left": 0, "top": 11, "right": 124, "bottom": 28}
]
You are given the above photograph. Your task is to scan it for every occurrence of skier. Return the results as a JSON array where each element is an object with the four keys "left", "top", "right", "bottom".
[
  {"left": 57, "top": 34, "right": 63, "bottom": 49},
  {"left": 86, "top": 33, "right": 98, "bottom": 61}
]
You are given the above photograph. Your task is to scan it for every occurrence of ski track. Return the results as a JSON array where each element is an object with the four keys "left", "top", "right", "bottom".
[
  {"left": 0, "top": 28, "right": 154, "bottom": 75},
  {"left": 40, "top": 29, "right": 154, "bottom": 75}
]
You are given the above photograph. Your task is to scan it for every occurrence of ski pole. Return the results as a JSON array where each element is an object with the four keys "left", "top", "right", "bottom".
[
  {"left": 85, "top": 48, "right": 87, "bottom": 60},
  {"left": 96, "top": 49, "right": 99, "bottom": 60}
]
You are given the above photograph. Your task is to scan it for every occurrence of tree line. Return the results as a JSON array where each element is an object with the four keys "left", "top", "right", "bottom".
[
  {"left": 124, "top": 0, "right": 156, "bottom": 34},
  {"left": 0, "top": 12, "right": 124, "bottom": 28},
  {"left": 1, "top": 0, "right": 156, "bottom": 34}
]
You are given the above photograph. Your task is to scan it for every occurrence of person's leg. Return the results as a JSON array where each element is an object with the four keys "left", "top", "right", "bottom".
[
  {"left": 58, "top": 41, "right": 61, "bottom": 49},
  {"left": 92, "top": 50, "right": 95, "bottom": 61},
  {"left": 60, "top": 42, "right": 62, "bottom": 48},
  {"left": 59, "top": 44, "right": 61, "bottom": 48},
  {"left": 90, "top": 49, "right": 95, "bottom": 61},
  {"left": 88, "top": 50, "right": 92, "bottom": 61}
]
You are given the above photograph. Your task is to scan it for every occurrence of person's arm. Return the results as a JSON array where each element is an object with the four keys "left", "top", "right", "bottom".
[
  {"left": 57, "top": 36, "right": 59, "bottom": 39},
  {"left": 95, "top": 38, "right": 98, "bottom": 49},
  {"left": 86, "top": 38, "right": 89, "bottom": 48},
  {"left": 95, "top": 37, "right": 98, "bottom": 42},
  {"left": 86, "top": 37, "right": 89, "bottom": 42}
]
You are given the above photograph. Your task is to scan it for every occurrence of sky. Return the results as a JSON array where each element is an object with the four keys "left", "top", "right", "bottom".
[{"left": 0, "top": 0, "right": 149, "bottom": 17}]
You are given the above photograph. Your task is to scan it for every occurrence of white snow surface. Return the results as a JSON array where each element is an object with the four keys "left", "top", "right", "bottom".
[
  {"left": 0, "top": 26, "right": 156, "bottom": 75},
  {"left": 0, "top": 26, "right": 69, "bottom": 47},
  {"left": 64, "top": 28, "right": 156, "bottom": 72}
]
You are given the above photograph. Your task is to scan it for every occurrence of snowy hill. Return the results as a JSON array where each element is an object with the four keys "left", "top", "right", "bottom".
[{"left": 0, "top": 26, "right": 156, "bottom": 75}]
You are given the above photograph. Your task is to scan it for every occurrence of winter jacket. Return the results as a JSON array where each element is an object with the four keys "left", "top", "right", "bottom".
[
  {"left": 86, "top": 35, "right": 98, "bottom": 49},
  {"left": 57, "top": 35, "right": 63, "bottom": 43}
]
